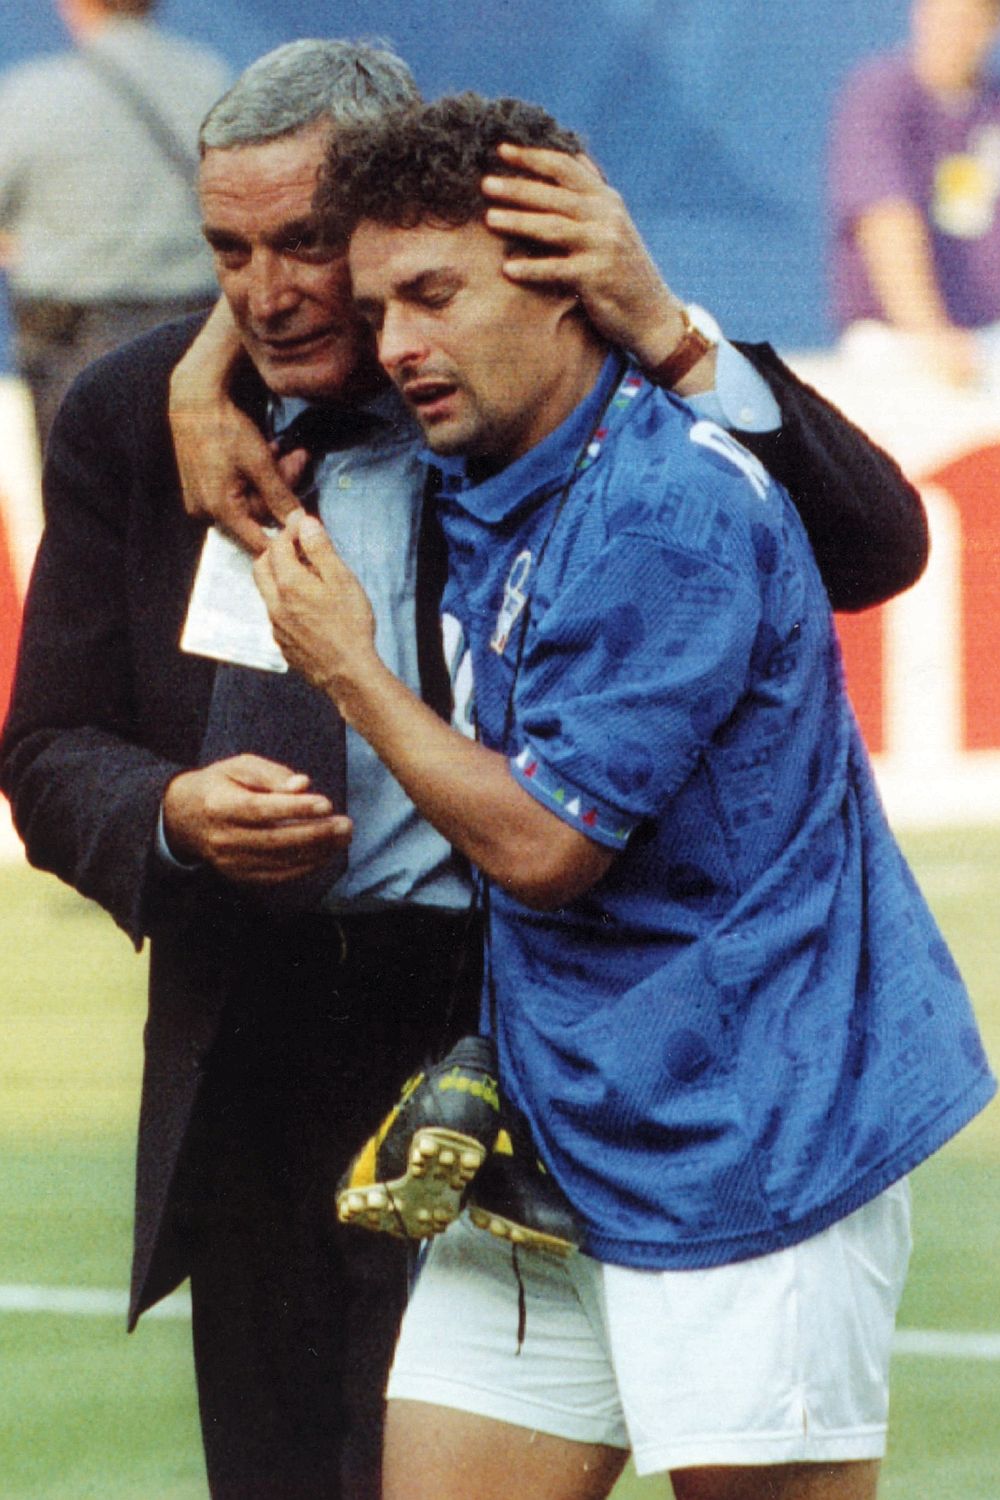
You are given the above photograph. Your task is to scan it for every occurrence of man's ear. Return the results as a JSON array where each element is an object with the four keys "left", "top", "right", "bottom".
[{"left": 553, "top": 288, "right": 585, "bottom": 326}]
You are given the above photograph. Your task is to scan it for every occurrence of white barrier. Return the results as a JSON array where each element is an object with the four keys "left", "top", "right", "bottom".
[
  {"left": 2, "top": 356, "right": 1000, "bottom": 858},
  {"left": 791, "top": 347, "right": 1000, "bottom": 826}
]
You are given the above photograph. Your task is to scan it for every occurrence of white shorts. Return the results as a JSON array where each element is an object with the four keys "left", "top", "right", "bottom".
[{"left": 387, "top": 1181, "right": 912, "bottom": 1476}]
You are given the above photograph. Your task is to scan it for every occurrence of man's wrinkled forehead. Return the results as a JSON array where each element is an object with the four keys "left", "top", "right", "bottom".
[{"left": 198, "top": 124, "right": 328, "bottom": 225}]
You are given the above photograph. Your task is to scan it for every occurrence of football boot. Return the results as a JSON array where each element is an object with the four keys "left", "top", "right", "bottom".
[
  {"left": 336, "top": 1035, "right": 500, "bottom": 1240},
  {"left": 467, "top": 1119, "right": 581, "bottom": 1258}
]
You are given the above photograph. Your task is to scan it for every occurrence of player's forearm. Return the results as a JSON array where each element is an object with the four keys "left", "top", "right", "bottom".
[
  {"left": 336, "top": 656, "right": 611, "bottom": 907},
  {"left": 256, "top": 515, "right": 611, "bottom": 905}
]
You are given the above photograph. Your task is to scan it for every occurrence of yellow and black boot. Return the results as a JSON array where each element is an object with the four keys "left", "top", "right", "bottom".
[
  {"left": 467, "top": 1112, "right": 581, "bottom": 1258},
  {"left": 336, "top": 1036, "right": 500, "bottom": 1240}
]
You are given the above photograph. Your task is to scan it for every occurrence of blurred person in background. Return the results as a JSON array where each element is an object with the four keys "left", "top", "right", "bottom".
[
  {"left": 0, "top": 0, "right": 229, "bottom": 453},
  {"left": 829, "top": 0, "right": 1000, "bottom": 388}
]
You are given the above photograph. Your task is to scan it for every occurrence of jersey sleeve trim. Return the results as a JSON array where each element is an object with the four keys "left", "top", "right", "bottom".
[{"left": 510, "top": 743, "right": 636, "bottom": 850}]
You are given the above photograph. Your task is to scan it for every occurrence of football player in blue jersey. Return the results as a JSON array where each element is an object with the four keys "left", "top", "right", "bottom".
[{"left": 253, "top": 94, "right": 995, "bottom": 1500}]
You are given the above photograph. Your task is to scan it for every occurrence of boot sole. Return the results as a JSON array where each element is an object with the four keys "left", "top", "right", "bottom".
[
  {"left": 468, "top": 1204, "right": 577, "bottom": 1258},
  {"left": 336, "top": 1127, "right": 486, "bottom": 1240}
]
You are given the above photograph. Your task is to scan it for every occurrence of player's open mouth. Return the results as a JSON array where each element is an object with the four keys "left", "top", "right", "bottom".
[{"left": 402, "top": 379, "right": 459, "bottom": 420}]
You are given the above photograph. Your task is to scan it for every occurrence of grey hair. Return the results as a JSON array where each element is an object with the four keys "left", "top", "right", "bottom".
[{"left": 199, "top": 38, "right": 421, "bottom": 153}]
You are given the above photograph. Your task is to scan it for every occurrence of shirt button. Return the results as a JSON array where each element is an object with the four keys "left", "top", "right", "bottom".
[{"left": 739, "top": 405, "right": 756, "bottom": 425}]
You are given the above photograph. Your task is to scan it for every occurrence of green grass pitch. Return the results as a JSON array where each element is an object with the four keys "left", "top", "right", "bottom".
[{"left": 1, "top": 827, "right": 997, "bottom": 1499}]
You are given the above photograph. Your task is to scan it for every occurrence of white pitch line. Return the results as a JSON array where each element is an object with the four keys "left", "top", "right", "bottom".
[
  {"left": 0, "top": 1284, "right": 191, "bottom": 1320},
  {"left": 1, "top": 1285, "right": 998, "bottom": 1359},
  {"left": 892, "top": 1327, "right": 1000, "bottom": 1361}
]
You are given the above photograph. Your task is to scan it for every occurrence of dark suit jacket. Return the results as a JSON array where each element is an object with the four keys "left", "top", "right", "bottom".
[
  {"left": 1, "top": 317, "right": 269, "bottom": 1323},
  {"left": 732, "top": 340, "right": 927, "bottom": 611},
  {"left": 0, "top": 319, "right": 928, "bottom": 1327}
]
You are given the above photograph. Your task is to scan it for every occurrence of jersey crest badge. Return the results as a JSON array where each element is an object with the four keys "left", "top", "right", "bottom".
[{"left": 491, "top": 549, "right": 532, "bottom": 655}]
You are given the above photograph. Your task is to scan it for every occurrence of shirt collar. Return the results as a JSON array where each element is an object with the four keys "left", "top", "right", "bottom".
[
  {"left": 269, "top": 383, "right": 416, "bottom": 447},
  {"left": 426, "top": 352, "right": 628, "bottom": 523}
]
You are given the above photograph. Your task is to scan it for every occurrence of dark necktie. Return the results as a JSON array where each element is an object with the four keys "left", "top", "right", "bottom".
[
  {"left": 273, "top": 405, "right": 386, "bottom": 511},
  {"left": 196, "top": 404, "right": 387, "bottom": 909},
  {"left": 416, "top": 466, "right": 453, "bottom": 722},
  {"left": 197, "top": 402, "right": 454, "bottom": 911},
  {"left": 272, "top": 402, "right": 384, "bottom": 456}
]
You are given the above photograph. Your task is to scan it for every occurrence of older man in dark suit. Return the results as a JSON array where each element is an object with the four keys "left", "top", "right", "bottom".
[{"left": 0, "top": 37, "right": 928, "bottom": 1500}]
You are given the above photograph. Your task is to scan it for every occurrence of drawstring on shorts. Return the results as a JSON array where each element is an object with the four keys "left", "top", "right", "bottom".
[{"left": 511, "top": 1243, "right": 527, "bottom": 1354}]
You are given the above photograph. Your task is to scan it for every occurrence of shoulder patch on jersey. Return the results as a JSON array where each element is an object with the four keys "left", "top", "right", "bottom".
[{"left": 689, "top": 420, "right": 771, "bottom": 502}]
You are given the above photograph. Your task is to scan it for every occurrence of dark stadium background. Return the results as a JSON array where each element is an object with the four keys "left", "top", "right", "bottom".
[{"left": 2, "top": 0, "right": 924, "bottom": 365}]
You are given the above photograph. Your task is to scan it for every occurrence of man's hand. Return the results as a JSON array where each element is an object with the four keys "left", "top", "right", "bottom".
[
  {"left": 253, "top": 512, "right": 379, "bottom": 707},
  {"left": 169, "top": 299, "right": 302, "bottom": 554},
  {"left": 162, "top": 752, "right": 351, "bottom": 884},
  {"left": 256, "top": 515, "right": 615, "bottom": 909},
  {"left": 482, "top": 143, "right": 711, "bottom": 387}
]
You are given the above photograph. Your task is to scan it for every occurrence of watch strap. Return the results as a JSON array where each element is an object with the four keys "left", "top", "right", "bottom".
[{"left": 645, "top": 306, "right": 715, "bottom": 388}]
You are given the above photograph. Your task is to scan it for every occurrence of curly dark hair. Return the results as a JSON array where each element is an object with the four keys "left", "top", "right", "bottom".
[{"left": 316, "top": 92, "right": 585, "bottom": 247}]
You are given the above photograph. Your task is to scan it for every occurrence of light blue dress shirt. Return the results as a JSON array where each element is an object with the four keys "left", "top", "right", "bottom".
[
  {"left": 274, "top": 386, "right": 470, "bottom": 911},
  {"left": 687, "top": 336, "right": 781, "bottom": 431},
  {"left": 158, "top": 337, "right": 780, "bottom": 910}
]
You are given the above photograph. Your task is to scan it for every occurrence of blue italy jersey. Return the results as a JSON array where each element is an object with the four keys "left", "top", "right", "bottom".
[{"left": 434, "top": 355, "right": 995, "bottom": 1270}]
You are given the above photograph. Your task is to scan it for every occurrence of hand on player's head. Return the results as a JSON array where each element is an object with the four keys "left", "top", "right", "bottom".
[{"left": 481, "top": 142, "right": 680, "bottom": 370}]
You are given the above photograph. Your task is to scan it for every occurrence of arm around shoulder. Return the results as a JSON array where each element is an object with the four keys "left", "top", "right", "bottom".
[{"left": 732, "top": 340, "right": 928, "bottom": 610}]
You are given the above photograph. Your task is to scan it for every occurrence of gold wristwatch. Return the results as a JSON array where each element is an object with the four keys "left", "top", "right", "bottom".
[{"left": 646, "top": 304, "right": 717, "bottom": 388}]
